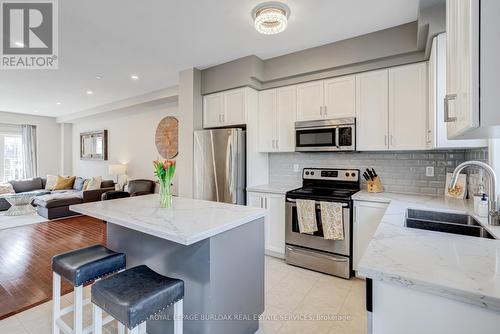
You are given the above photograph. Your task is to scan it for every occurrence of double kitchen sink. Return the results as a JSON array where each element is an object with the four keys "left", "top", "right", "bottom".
[{"left": 405, "top": 209, "right": 495, "bottom": 239}]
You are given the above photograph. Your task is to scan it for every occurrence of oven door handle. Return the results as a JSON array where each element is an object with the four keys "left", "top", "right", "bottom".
[
  {"left": 286, "top": 245, "right": 349, "bottom": 262},
  {"left": 286, "top": 198, "right": 348, "bottom": 207}
]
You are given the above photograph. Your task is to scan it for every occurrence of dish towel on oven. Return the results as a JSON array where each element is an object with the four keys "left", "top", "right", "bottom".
[
  {"left": 296, "top": 199, "right": 318, "bottom": 234},
  {"left": 320, "top": 201, "right": 344, "bottom": 240}
]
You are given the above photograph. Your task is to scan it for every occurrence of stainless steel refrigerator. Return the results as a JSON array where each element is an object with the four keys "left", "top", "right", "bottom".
[{"left": 193, "top": 128, "right": 246, "bottom": 205}]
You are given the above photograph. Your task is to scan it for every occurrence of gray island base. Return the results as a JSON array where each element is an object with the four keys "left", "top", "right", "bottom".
[
  {"left": 70, "top": 195, "right": 266, "bottom": 334},
  {"left": 108, "top": 218, "right": 264, "bottom": 334}
]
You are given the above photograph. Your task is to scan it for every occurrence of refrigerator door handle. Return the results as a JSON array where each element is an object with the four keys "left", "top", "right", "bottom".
[{"left": 225, "top": 132, "right": 238, "bottom": 204}]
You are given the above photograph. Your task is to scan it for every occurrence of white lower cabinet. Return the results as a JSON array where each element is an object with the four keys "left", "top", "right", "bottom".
[
  {"left": 247, "top": 191, "right": 286, "bottom": 257},
  {"left": 353, "top": 200, "right": 388, "bottom": 272}
]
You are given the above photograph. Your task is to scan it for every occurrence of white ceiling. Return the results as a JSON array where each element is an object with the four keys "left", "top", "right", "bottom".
[{"left": 0, "top": 0, "right": 420, "bottom": 117}]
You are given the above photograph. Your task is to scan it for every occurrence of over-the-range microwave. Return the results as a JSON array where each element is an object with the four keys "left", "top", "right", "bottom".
[{"left": 295, "top": 117, "right": 356, "bottom": 152}]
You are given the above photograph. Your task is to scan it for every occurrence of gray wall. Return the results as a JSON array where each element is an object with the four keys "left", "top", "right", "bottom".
[
  {"left": 201, "top": 4, "right": 447, "bottom": 95},
  {"left": 269, "top": 149, "right": 487, "bottom": 196}
]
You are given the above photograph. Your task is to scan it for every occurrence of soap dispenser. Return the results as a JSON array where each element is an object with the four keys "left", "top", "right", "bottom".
[{"left": 477, "top": 194, "right": 489, "bottom": 218}]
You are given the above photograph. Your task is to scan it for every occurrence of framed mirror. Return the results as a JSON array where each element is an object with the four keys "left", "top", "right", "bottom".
[{"left": 80, "top": 130, "right": 108, "bottom": 160}]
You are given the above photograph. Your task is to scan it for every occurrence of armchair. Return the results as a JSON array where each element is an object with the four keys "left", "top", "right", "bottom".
[{"left": 101, "top": 179, "right": 156, "bottom": 201}]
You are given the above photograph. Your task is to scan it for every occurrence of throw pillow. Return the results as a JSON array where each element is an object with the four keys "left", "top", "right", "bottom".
[
  {"left": 73, "top": 177, "right": 85, "bottom": 191},
  {"left": 83, "top": 176, "right": 102, "bottom": 191},
  {"left": 45, "top": 175, "right": 58, "bottom": 190},
  {"left": 53, "top": 176, "right": 76, "bottom": 190},
  {"left": 0, "top": 183, "right": 14, "bottom": 195}
]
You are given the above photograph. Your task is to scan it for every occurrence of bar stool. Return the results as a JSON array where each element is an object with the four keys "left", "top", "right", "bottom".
[
  {"left": 91, "top": 265, "right": 184, "bottom": 334},
  {"left": 52, "top": 244, "right": 126, "bottom": 334}
]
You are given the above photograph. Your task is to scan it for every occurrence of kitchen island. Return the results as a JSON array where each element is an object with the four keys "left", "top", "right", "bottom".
[{"left": 70, "top": 194, "right": 267, "bottom": 334}]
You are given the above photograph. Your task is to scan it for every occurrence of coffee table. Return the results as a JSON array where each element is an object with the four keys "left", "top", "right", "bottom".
[{"left": 3, "top": 192, "right": 37, "bottom": 216}]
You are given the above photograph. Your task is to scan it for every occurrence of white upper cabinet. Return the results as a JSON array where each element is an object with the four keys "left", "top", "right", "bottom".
[
  {"left": 355, "top": 69, "right": 389, "bottom": 151},
  {"left": 257, "top": 86, "right": 296, "bottom": 152},
  {"left": 296, "top": 81, "right": 324, "bottom": 121},
  {"left": 388, "top": 62, "right": 428, "bottom": 150},
  {"left": 276, "top": 86, "right": 297, "bottom": 152},
  {"left": 445, "top": 0, "right": 480, "bottom": 138},
  {"left": 203, "top": 88, "right": 248, "bottom": 128},
  {"left": 296, "top": 76, "right": 356, "bottom": 121},
  {"left": 224, "top": 88, "right": 247, "bottom": 126},
  {"left": 258, "top": 89, "right": 277, "bottom": 152},
  {"left": 324, "top": 76, "right": 356, "bottom": 118},
  {"left": 203, "top": 93, "right": 223, "bottom": 128},
  {"left": 427, "top": 33, "right": 487, "bottom": 149}
]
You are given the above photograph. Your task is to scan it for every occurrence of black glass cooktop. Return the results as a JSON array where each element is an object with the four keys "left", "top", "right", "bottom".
[{"left": 286, "top": 187, "right": 358, "bottom": 200}]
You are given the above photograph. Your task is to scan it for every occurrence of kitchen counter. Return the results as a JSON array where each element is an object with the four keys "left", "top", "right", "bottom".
[
  {"left": 70, "top": 194, "right": 266, "bottom": 245},
  {"left": 71, "top": 195, "right": 267, "bottom": 334},
  {"left": 246, "top": 183, "right": 300, "bottom": 195},
  {"left": 354, "top": 190, "right": 500, "bottom": 312}
]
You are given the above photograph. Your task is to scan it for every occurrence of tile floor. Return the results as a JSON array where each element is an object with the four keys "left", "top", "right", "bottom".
[{"left": 0, "top": 256, "right": 367, "bottom": 334}]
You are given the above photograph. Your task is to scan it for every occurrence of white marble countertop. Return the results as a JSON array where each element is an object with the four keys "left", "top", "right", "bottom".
[
  {"left": 355, "top": 190, "right": 500, "bottom": 311},
  {"left": 246, "top": 183, "right": 300, "bottom": 195},
  {"left": 70, "top": 195, "right": 267, "bottom": 246}
]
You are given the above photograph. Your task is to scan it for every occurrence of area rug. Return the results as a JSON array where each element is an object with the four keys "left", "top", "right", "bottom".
[{"left": 0, "top": 212, "right": 48, "bottom": 230}]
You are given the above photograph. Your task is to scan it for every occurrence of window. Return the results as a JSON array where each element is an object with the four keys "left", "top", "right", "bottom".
[{"left": 0, "top": 126, "right": 24, "bottom": 183}]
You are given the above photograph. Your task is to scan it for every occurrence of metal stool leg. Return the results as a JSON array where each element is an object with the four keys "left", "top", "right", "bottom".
[
  {"left": 52, "top": 273, "right": 61, "bottom": 334},
  {"left": 127, "top": 327, "right": 139, "bottom": 334},
  {"left": 74, "top": 285, "right": 83, "bottom": 334},
  {"left": 92, "top": 304, "right": 102, "bottom": 334},
  {"left": 174, "top": 299, "right": 183, "bottom": 334},
  {"left": 118, "top": 322, "right": 126, "bottom": 334}
]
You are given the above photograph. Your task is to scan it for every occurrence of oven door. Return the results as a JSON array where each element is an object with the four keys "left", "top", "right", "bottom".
[
  {"left": 295, "top": 127, "right": 337, "bottom": 152},
  {"left": 285, "top": 198, "right": 351, "bottom": 256}
]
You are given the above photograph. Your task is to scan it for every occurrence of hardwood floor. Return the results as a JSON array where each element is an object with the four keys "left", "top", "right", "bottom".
[{"left": 0, "top": 216, "right": 106, "bottom": 319}]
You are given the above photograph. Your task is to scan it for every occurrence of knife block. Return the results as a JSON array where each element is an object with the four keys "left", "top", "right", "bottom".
[{"left": 367, "top": 176, "right": 383, "bottom": 193}]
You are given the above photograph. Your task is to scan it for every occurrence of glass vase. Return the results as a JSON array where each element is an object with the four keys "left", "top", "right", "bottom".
[{"left": 159, "top": 179, "right": 173, "bottom": 208}]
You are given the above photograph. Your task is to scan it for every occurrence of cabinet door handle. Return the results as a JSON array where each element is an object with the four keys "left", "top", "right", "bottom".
[
  {"left": 260, "top": 197, "right": 263, "bottom": 208},
  {"left": 276, "top": 140, "right": 279, "bottom": 150},
  {"left": 319, "top": 106, "right": 323, "bottom": 116},
  {"left": 390, "top": 135, "right": 395, "bottom": 146},
  {"left": 384, "top": 135, "right": 388, "bottom": 146},
  {"left": 265, "top": 197, "right": 268, "bottom": 209},
  {"left": 324, "top": 105, "right": 327, "bottom": 117},
  {"left": 444, "top": 94, "right": 457, "bottom": 122}
]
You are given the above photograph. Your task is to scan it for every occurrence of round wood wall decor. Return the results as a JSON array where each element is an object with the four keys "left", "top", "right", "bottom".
[{"left": 155, "top": 116, "right": 179, "bottom": 159}]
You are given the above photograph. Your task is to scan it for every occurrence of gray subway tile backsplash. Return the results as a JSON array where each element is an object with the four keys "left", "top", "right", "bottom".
[{"left": 269, "top": 148, "right": 488, "bottom": 196}]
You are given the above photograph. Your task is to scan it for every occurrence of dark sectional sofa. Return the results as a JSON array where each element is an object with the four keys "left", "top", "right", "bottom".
[{"left": 0, "top": 177, "right": 114, "bottom": 219}]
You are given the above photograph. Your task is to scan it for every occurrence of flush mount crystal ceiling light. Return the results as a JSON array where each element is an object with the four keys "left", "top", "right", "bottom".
[{"left": 253, "top": 2, "right": 290, "bottom": 35}]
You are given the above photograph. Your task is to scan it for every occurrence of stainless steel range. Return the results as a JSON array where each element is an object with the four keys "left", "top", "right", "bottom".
[{"left": 285, "top": 168, "right": 360, "bottom": 279}]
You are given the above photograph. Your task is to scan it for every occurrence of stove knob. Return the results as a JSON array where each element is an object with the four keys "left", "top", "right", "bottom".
[
  {"left": 351, "top": 172, "right": 356, "bottom": 177},
  {"left": 345, "top": 172, "right": 350, "bottom": 177},
  {"left": 310, "top": 171, "right": 315, "bottom": 176},
  {"left": 305, "top": 171, "right": 310, "bottom": 175}
]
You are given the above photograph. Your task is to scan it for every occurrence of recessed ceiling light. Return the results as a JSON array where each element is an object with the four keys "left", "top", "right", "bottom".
[
  {"left": 130, "top": 75, "right": 139, "bottom": 80},
  {"left": 252, "top": 2, "right": 290, "bottom": 35},
  {"left": 95, "top": 75, "right": 102, "bottom": 80},
  {"left": 33, "top": 110, "right": 39, "bottom": 113},
  {"left": 86, "top": 90, "right": 94, "bottom": 95},
  {"left": 56, "top": 102, "right": 62, "bottom": 105},
  {"left": 15, "top": 41, "right": 24, "bottom": 47}
]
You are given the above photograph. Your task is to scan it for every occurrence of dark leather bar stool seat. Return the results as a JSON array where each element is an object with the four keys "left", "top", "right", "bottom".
[
  {"left": 52, "top": 244, "right": 126, "bottom": 286},
  {"left": 51, "top": 244, "right": 126, "bottom": 334},
  {"left": 92, "top": 265, "right": 184, "bottom": 334}
]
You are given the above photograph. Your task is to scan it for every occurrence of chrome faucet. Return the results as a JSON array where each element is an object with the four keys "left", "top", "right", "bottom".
[{"left": 450, "top": 161, "right": 499, "bottom": 226}]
